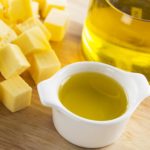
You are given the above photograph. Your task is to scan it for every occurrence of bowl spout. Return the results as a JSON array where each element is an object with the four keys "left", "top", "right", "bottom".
[{"left": 37, "top": 75, "right": 59, "bottom": 108}]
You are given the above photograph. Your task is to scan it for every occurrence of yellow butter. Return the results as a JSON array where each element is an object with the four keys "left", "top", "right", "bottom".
[
  {"left": 44, "top": 8, "right": 69, "bottom": 41},
  {"left": 0, "top": 3, "right": 3, "bottom": 18},
  {"left": 0, "top": 4, "right": 11, "bottom": 30},
  {"left": 16, "top": 17, "right": 51, "bottom": 40},
  {"left": 31, "top": 1, "right": 40, "bottom": 18},
  {"left": 14, "top": 26, "right": 51, "bottom": 55},
  {"left": 1, "top": 0, "right": 9, "bottom": 8},
  {"left": 7, "top": 0, "right": 33, "bottom": 23},
  {"left": 0, "top": 20, "right": 17, "bottom": 45},
  {"left": 0, "top": 43, "right": 30, "bottom": 79},
  {"left": 0, "top": 75, "right": 32, "bottom": 112},
  {"left": 33, "top": 0, "right": 46, "bottom": 10},
  {"left": 28, "top": 50, "right": 61, "bottom": 84},
  {"left": 42, "top": 0, "right": 67, "bottom": 18},
  {"left": 0, "top": 0, "right": 8, "bottom": 21},
  {"left": 0, "top": 5, "right": 10, "bottom": 25}
]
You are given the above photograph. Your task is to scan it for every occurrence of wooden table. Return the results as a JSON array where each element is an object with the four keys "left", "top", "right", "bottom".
[{"left": 0, "top": 1, "right": 150, "bottom": 149}]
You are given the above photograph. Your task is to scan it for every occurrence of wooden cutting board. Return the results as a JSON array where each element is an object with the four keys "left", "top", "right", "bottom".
[{"left": 0, "top": 0, "right": 150, "bottom": 149}]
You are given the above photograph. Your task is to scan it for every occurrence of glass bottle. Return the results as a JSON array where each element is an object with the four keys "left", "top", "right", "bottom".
[{"left": 82, "top": 0, "right": 150, "bottom": 80}]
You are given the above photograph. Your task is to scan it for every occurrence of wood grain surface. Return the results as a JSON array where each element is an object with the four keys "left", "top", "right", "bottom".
[{"left": 0, "top": 0, "right": 150, "bottom": 150}]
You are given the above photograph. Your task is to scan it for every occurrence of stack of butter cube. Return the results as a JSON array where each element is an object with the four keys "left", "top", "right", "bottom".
[{"left": 0, "top": 0, "right": 69, "bottom": 112}]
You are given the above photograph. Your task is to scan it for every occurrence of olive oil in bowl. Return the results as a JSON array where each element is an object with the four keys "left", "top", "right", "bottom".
[{"left": 59, "top": 72, "right": 127, "bottom": 121}]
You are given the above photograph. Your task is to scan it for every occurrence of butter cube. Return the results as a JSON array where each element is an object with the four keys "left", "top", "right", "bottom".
[
  {"left": 31, "top": 1, "right": 40, "bottom": 18},
  {"left": 16, "top": 17, "right": 51, "bottom": 40},
  {"left": 0, "top": 44, "right": 30, "bottom": 79},
  {"left": 44, "top": 9, "right": 69, "bottom": 41},
  {"left": 14, "top": 26, "right": 51, "bottom": 55},
  {"left": 1, "top": 0, "right": 9, "bottom": 8},
  {"left": 42, "top": 0, "right": 67, "bottom": 18},
  {"left": 0, "top": 75, "right": 32, "bottom": 112},
  {"left": 0, "top": 4, "right": 10, "bottom": 31},
  {"left": 0, "top": 2, "right": 11, "bottom": 25},
  {"left": 0, "top": 20, "right": 17, "bottom": 44},
  {"left": 0, "top": 3, "right": 3, "bottom": 18},
  {"left": 28, "top": 50, "right": 61, "bottom": 84},
  {"left": 33, "top": 0, "right": 46, "bottom": 10},
  {"left": 7, "top": 0, "right": 33, "bottom": 23}
]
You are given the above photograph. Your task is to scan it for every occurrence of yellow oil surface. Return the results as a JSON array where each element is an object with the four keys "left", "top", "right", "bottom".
[
  {"left": 82, "top": 0, "right": 150, "bottom": 80},
  {"left": 59, "top": 72, "right": 127, "bottom": 121}
]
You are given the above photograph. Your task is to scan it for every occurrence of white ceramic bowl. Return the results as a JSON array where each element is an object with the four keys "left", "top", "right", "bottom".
[{"left": 37, "top": 62, "right": 150, "bottom": 148}]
